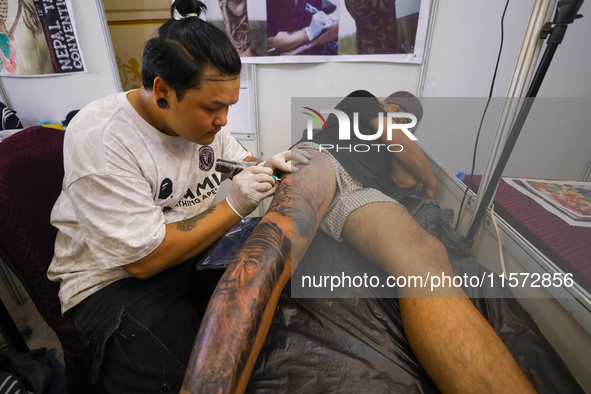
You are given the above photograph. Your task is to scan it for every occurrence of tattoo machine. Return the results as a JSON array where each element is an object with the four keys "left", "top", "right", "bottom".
[{"left": 215, "top": 159, "right": 282, "bottom": 183}]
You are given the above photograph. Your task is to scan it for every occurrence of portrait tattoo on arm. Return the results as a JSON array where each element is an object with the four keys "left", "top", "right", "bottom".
[
  {"left": 184, "top": 221, "right": 290, "bottom": 393},
  {"left": 181, "top": 219, "right": 290, "bottom": 393}
]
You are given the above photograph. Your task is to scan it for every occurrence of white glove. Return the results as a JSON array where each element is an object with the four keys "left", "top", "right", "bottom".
[
  {"left": 305, "top": 11, "right": 331, "bottom": 41},
  {"left": 259, "top": 148, "right": 312, "bottom": 173},
  {"left": 226, "top": 165, "right": 277, "bottom": 219}
]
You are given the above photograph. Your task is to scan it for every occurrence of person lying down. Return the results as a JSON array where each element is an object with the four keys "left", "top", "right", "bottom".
[{"left": 181, "top": 92, "right": 537, "bottom": 394}]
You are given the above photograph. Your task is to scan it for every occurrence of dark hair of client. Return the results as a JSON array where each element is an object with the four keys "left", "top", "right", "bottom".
[{"left": 141, "top": 0, "right": 242, "bottom": 100}]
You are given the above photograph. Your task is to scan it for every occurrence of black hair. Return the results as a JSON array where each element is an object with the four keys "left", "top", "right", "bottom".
[{"left": 141, "top": 0, "right": 241, "bottom": 100}]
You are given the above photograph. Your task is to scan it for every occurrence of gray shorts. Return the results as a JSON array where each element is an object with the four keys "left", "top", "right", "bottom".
[{"left": 295, "top": 142, "right": 405, "bottom": 242}]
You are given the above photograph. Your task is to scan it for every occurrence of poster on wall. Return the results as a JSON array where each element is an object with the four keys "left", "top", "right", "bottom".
[
  {"left": 504, "top": 177, "right": 591, "bottom": 228},
  {"left": 108, "top": 22, "right": 162, "bottom": 91},
  {"left": 0, "top": 0, "right": 85, "bottom": 76},
  {"left": 204, "top": 0, "right": 429, "bottom": 64},
  {"left": 102, "top": 0, "right": 169, "bottom": 91}
]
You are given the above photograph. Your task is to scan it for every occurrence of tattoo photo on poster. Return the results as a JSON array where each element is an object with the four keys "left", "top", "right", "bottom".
[
  {"left": 266, "top": 0, "right": 339, "bottom": 56},
  {"left": 0, "top": 0, "right": 85, "bottom": 76},
  {"left": 339, "top": 0, "right": 416, "bottom": 55},
  {"left": 204, "top": 0, "right": 429, "bottom": 64},
  {"left": 204, "top": 0, "right": 267, "bottom": 57},
  {"left": 504, "top": 177, "right": 591, "bottom": 228}
]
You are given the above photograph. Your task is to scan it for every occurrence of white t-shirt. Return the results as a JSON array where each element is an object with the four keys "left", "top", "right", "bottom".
[{"left": 48, "top": 91, "right": 250, "bottom": 313}]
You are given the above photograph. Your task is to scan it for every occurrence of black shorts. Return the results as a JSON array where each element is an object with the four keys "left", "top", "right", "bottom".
[{"left": 69, "top": 254, "right": 221, "bottom": 393}]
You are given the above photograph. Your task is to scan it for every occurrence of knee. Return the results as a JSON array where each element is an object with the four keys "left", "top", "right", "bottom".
[{"left": 412, "top": 231, "right": 449, "bottom": 271}]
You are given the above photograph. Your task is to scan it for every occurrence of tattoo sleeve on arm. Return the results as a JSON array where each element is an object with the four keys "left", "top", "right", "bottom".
[
  {"left": 218, "top": 0, "right": 252, "bottom": 54},
  {"left": 176, "top": 206, "right": 216, "bottom": 232},
  {"left": 181, "top": 150, "right": 336, "bottom": 394}
]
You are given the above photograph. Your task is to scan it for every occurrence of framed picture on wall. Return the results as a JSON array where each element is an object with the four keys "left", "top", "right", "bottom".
[
  {"left": 203, "top": 0, "right": 430, "bottom": 64},
  {"left": 0, "top": 0, "right": 86, "bottom": 76},
  {"left": 102, "top": 0, "right": 169, "bottom": 91}
]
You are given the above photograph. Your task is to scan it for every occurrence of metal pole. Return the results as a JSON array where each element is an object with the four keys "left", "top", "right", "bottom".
[
  {"left": 467, "top": 0, "right": 584, "bottom": 242},
  {"left": 463, "top": 0, "right": 555, "bottom": 236},
  {"left": 467, "top": 44, "right": 558, "bottom": 241}
]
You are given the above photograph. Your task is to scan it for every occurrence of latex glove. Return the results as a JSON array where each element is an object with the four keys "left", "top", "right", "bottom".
[
  {"left": 305, "top": 11, "right": 331, "bottom": 41},
  {"left": 226, "top": 165, "right": 277, "bottom": 219},
  {"left": 259, "top": 148, "right": 312, "bottom": 173}
]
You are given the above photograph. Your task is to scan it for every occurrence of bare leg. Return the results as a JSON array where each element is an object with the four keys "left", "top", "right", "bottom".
[
  {"left": 181, "top": 150, "right": 335, "bottom": 393},
  {"left": 342, "top": 202, "right": 536, "bottom": 393}
]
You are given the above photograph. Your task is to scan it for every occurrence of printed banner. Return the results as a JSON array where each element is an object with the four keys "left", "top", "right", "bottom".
[
  {"left": 504, "top": 177, "right": 591, "bottom": 228},
  {"left": 0, "top": 0, "right": 85, "bottom": 76},
  {"left": 204, "top": 0, "right": 429, "bottom": 64}
]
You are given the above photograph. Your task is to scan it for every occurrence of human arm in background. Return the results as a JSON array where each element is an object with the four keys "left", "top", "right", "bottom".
[
  {"left": 267, "top": 11, "right": 331, "bottom": 54},
  {"left": 309, "top": 21, "right": 339, "bottom": 48},
  {"left": 181, "top": 149, "right": 336, "bottom": 394},
  {"left": 267, "top": 29, "right": 309, "bottom": 54},
  {"left": 372, "top": 100, "right": 438, "bottom": 198}
]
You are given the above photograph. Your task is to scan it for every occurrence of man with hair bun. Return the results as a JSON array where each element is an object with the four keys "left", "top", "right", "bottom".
[
  {"left": 47, "top": 1, "right": 309, "bottom": 392},
  {"left": 47, "top": 0, "right": 539, "bottom": 392}
]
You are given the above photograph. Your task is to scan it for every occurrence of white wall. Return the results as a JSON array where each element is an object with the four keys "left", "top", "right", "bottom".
[
  {"left": 257, "top": 62, "right": 421, "bottom": 159},
  {"left": 506, "top": 0, "right": 591, "bottom": 180},
  {"left": 0, "top": 0, "right": 121, "bottom": 127},
  {"left": 421, "top": 0, "right": 535, "bottom": 98},
  {"left": 504, "top": 97, "right": 591, "bottom": 180},
  {"left": 417, "top": 0, "right": 534, "bottom": 177},
  {"left": 418, "top": 0, "right": 591, "bottom": 180}
]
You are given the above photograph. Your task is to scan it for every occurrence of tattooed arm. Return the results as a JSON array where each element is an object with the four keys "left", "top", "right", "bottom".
[
  {"left": 267, "top": 29, "right": 311, "bottom": 54},
  {"left": 123, "top": 200, "right": 241, "bottom": 279},
  {"left": 218, "top": 0, "right": 255, "bottom": 56},
  {"left": 181, "top": 149, "right": 336, "bottom": 394}
]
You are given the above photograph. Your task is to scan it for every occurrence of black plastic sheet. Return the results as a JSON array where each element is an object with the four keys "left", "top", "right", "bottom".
[{"left": 243, "top": 200, "right": 584, "bottom": 394}]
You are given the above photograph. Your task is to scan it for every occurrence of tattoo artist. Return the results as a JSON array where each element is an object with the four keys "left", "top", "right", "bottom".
[{"left": 47, "top": 1, "right": 310, "bottom": 392}]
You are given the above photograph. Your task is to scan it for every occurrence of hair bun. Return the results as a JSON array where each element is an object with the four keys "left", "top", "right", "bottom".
[{"left": 171, "top": 0, "right": 207, "bottom": 19}]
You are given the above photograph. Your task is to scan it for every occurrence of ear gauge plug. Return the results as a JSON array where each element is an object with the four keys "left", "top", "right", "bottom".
[{"left": 157, "top": 98, "right": 168, "bottom": 108}]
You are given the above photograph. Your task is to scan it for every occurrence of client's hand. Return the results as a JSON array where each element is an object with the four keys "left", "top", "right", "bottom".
[{"left": 259, "top": 148, "right": 312, "bottom": 173}]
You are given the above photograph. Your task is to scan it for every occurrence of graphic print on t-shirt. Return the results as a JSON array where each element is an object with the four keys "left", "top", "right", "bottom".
[
  {"left": 158, "top": 178, "right": 173, "bottom": 199},
  {"left": 199, "top": 146, "right": 215, "bottom": 171},
  {"left": 176, "top": 173, "right": 222, "bottom": 207}
]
